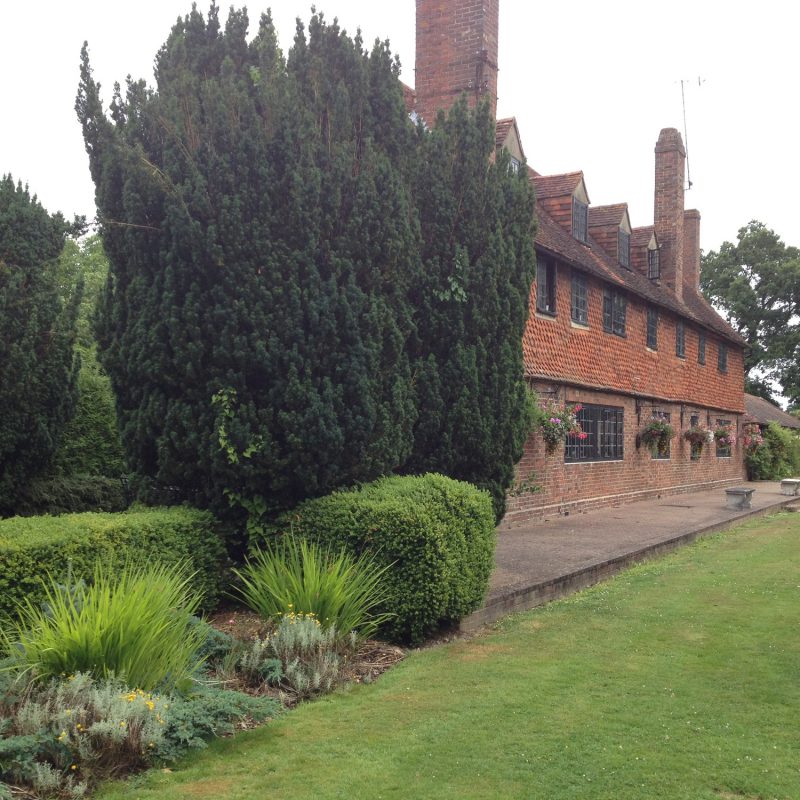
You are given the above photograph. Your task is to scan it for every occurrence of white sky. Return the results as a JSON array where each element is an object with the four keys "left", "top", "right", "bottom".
[{"left": 2, "top": 0, "right": 798, "bottom": 253}]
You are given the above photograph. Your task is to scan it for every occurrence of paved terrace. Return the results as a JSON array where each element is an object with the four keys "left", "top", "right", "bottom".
[{"left": 462, "top": 481, "right": 799, "bottom": 632}]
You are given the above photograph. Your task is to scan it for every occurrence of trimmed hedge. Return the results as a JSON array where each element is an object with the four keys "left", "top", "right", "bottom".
[
  {"left": 0, "top": 507, "right": 226, "bottom": 620},
  {"left": 259, "top": 474, "right": 496, "bottom": 644},
  {"left": 9, "top": 474, "right": 128, "bottom": 517}
]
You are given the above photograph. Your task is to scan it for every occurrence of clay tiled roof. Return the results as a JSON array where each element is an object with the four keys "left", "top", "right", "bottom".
[
  {"left": 532, "top": 172, "right": 584, "bottom": 200},
  {"left": 524, "top": 201, "right": 747, "bottom": 411},
  {"left": 532, "top": 199, "right": 745, "bottom": 346},
  {"left": 744, "top": 393, "right": 800, "bottom": 428},
  {"left": 495, "top": 117, "right": 514, "bottom": 148},
  {"left": 631, "top": 226, "right": 656, "bottom": 248},
  {"left": 588, "top": 203, "right": 628, "bottom": 227}
]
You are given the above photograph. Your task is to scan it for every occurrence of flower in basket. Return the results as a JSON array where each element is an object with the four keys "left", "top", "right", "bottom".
[
  {"left": 740, "top": 422, "right": 763, "bottom": 451},
  {"left": 683, "top": 424, "right": 709, "bottom": 446},
  {"left": 538, "top": 401, "right": 586, "bottom": 454},
  {"left": 713, "top": 423, "right": 736, "bottom": 447},
  {"left": 640, "top": 414, "right": 674, "bottom": 454}
]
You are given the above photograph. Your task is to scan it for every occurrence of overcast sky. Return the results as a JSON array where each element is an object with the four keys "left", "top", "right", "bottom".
[{"left": 2, "top": 0, "right": 797, "bottom": 253}]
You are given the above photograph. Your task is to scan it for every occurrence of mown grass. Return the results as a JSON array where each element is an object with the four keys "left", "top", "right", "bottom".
[{"left": 99, "top": 512, "right": 800, "bottom": 800}]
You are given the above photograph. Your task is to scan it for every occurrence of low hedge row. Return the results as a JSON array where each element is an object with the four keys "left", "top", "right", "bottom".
[
  {"left": 259, "top": 473, "right": 496, "bottom": 645},
  {"left": 9, "top": 474, "right": 129, "bottom": 517},
  {"left": 0, "top": 507, "right": 226, "bottom": 620}
]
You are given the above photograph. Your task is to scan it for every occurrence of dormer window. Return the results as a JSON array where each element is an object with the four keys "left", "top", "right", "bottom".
[
  {"left": 618, "top": 229, "right": 631, "bottom": 268},
  {"left": 572, "top": 197, "right": 588, "bottom": 242},
  {"left": 648, "top": 248, "right": 660, "bottom": 279}
]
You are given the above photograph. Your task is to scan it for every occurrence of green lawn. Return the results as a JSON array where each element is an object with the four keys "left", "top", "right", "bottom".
[{"left": 100, "top": 512, "right": 800, "bottom": 800}]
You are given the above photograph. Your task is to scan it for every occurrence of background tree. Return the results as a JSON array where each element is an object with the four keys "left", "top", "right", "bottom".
[
  {"left": 406, "top": 99, "right": 536, "bottom": 519},
  {"left": 701, "top": 221, "right": 800, "bottom": 404},
  {"left": 53, "top": 235, "right": 126, "bottom": 478},
  {"left": 0, "top": 175, "right": 80, "bottom": 514},
  {"left": 77, "top": 7, "right": 420, "bottom": 512}
]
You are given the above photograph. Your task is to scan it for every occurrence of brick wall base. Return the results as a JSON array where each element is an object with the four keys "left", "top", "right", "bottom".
[{"left": 504, "top": 384, "right": 746, "bottom": 526}]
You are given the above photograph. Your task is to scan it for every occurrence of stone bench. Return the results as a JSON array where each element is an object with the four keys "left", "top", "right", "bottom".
[
  {"left": 725, "top": 487, "right": 755, "bottom": 510},
  {"left": 780, "top": 479, "right": 800, "bottom": 496}
]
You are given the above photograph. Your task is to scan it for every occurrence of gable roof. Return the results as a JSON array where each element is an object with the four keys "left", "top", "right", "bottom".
[
  {"left": 588, "top": 203, "right": 628, "bottom": 228},
  {"left": 744, "top": 393, "right": 800, "bottom": 428},
  {"left": 532, "top": 172, "right": 586, "bottom": 201}
]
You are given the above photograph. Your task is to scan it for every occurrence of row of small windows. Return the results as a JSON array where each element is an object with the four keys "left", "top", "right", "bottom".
[
  {"left": 564, "top": 406, "right": 734, "bottom": 463},
  {"left": 536, "top": 258, "right": 729, "bottom": 371}
]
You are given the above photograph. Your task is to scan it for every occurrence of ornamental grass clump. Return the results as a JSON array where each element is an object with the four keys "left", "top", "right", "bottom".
[
  {"left": 232, "top": 537, "right": 392, "bottom": 642},
  {"left": 1, "top": 562, "right": 207, "bottom": 693}
]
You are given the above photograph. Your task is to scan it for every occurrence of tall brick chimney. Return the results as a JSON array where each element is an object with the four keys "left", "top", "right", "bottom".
[
  {"left": 654, "top": 128, "right": 686, "bottom": 301},
  {"left": 414, "top": 0, "right": 499, "bottom": 126},
  {"left": 683, "top": 209, "right": 701, "bottom": 294}
]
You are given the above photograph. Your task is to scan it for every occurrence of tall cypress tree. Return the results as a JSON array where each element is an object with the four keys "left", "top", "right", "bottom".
[
  {"left": 76, "top": 6, "right": 419, "bottom": 511},
  {"left": 406, "top": 99, "right": 536, "bottom": 519},
  {"left": 0, "top": 176, "right": 80, "bottom": 514}
]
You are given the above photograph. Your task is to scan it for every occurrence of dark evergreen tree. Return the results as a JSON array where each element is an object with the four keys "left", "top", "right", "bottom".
[
  {"left": 406, "top": 99, "right": 537, "bottom": 519},
  {"left": 0, "top": 176, "right": 80, "bottom": 513},
  {"left": 77, "top": 6, "right": 420, "bottom": 511}
]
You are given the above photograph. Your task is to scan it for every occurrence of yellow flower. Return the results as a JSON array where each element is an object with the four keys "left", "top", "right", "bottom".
[
  {"left": 145, "top": 700, "right": 155, "bottom": 711},
  {"left": 70, "top": 765, "right": 77, "bottom": 771}
]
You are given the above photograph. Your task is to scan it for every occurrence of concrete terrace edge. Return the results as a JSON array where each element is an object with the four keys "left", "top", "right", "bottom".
[{"left": 460, "top": 496, "right": 799, "bottom": 633}]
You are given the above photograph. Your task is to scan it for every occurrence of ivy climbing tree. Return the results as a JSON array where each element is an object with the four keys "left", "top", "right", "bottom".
[
  {"left": 406, "top": 99, "right": 536, "bottom": 519},
  {"left": 0, "top": 176, "right": 81, "bottom": 514},
  {"left": 77, "top": 4, "right": 535, "bottom": 521},
  {"left": 77, "top": 6, "right": 420, "bottom": 511}
]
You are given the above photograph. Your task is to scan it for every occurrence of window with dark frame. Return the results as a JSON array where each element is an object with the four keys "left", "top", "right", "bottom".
[
  {"left": 698, "top": 332, "right": 706, "bottom": 365},
  {"left": 618, "top": 229, "right": 631, "bottom": 268},
  {"left": 646, "top": 307, "right": 658, "bottom": 350},
  {"left": 716, "top": 417, "right": 732, "bottom": 457},
  {"left": 603, "top": 288, "right": 626, "bottom": 336},
  {"left": 572, "top": 197, "right": 588, "bottom": 242},
  {"left": 690, "top": 413, "right": 701, "bottom": 460},
  {"left": 565, "top": 404, "right": 624, "bottom": 463},
  {"left": 571, "top": 271, "right": 588, "bottom": 325},
  {"left": 651, "top": 409, "right": 672, "bottom": 460},
  {"left": 648, "top": 247, "right": 660, "bottom": 279},
  {"left": 676, "top": 320, "right": 686, "bottom": 358},
  {"left": 718, "top": 342, "right": 728, "bottom": 372},
  {"left": 536, "top": 256, "right": 557, "bottom": 315}
]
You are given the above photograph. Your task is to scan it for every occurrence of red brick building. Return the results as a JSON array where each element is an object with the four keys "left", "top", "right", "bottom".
[{"left": 410, "top": 0, "right": 747, "bottom": 522}]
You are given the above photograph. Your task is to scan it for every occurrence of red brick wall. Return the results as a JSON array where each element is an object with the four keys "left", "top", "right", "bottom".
[
  {"left": 522, "top": 266, "right": 746, "bottom": 413},
  {"left": 505, "top": 385, "right": 746, "bottom": 525},
  {"left": 415, "top": 0, "right": 499, "bottom": 125}
]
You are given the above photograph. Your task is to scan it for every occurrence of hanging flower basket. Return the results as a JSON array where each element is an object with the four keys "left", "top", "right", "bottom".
[
  {"left": 640, "top": 415, "right": 674, "bottom": 455},
  {"left": 713, "top": 424, "right": 736, "bottom": 448},
  {"left": 684, "top": 424, "right": 709, "bottom": 455},
  {"left": 538, "top": 401, "right": 586, "bottom": 455}
]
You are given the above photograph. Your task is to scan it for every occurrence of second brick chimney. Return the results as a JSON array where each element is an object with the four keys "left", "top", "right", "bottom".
[
  {"left": 683, "top": 208, "right": 701, "bottom": 294},
  {"left": 414, "top": 0, "right": 499, "bottom": 126},
  {"left": 654, "top": 128, "right": 686, "bottom": 301}
]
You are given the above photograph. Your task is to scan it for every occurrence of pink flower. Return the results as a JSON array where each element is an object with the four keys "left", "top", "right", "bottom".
[{"left": 578, "top": 432, "right": 588, "bottom": 440}]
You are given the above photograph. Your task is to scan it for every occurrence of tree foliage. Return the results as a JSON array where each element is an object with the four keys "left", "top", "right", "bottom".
[
  {"left": 406, "top": 99, "right": 536, "bottom": 518},
  {"left": 701, "top": 221, "right": 800, "bottom": 404},
  {"left": 76, "top": 5, "right": 535, "bottom": 520},
  {"left": 0, "top": 175, "right": 80, "bottom": 513},
  {"left": 53, "top": 235, "right": 127, "bottom": 478}
]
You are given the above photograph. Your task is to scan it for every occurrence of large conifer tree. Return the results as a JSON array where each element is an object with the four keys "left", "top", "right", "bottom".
[
  {"left": 406, "top": 100, "right": 536, "bottom": 519},
  {"left": 77, "top": 6, "right": 420, "bottom": 510},
  {"left": 0, "top": 176, "right": 80, "bottom": 513}
]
